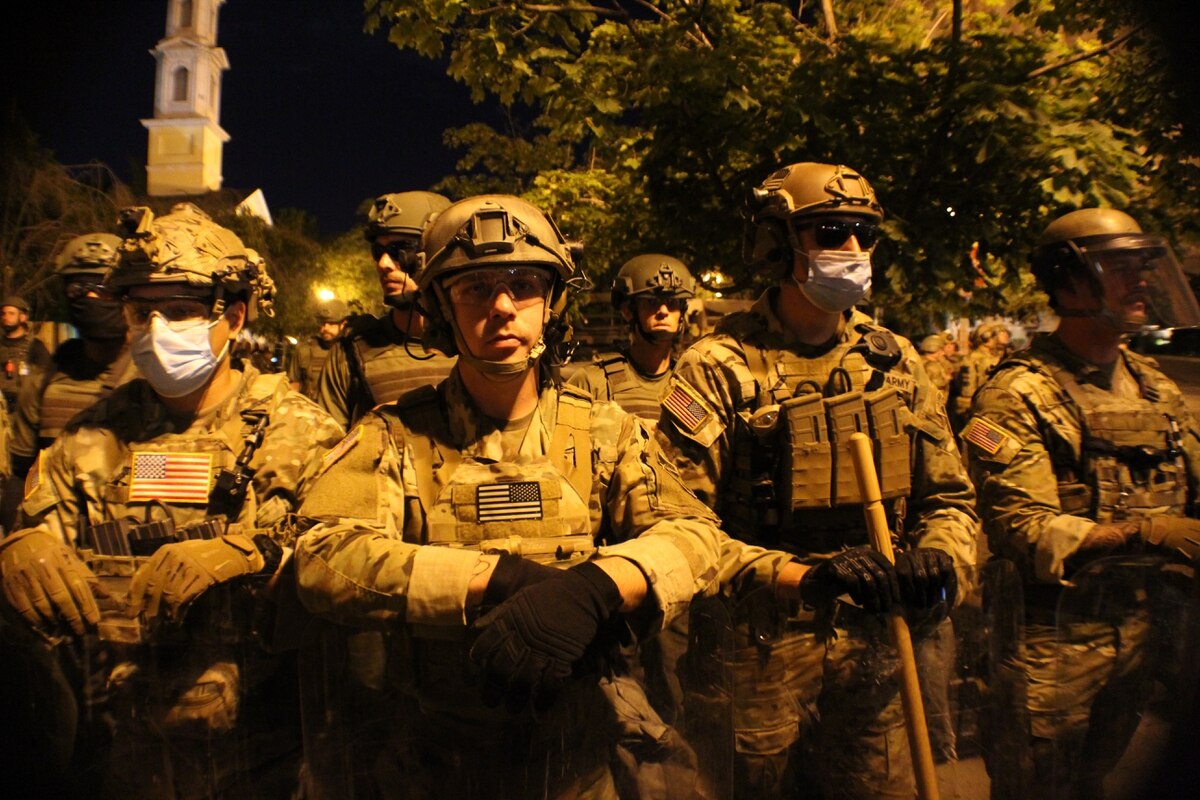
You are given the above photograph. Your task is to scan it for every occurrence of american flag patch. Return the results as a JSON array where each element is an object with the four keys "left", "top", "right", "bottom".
[
  {"left": 664, "top": 383, "right": 710, "bottom": 433},
  {"left": 477, "top": 481, "right": 543, "bottom": 522},
  {"left": 962, "top": 417, "right": 1008, "bottom": 456},
  {"left": 128, "top": 452, "right": 213, "bottom": 503}
]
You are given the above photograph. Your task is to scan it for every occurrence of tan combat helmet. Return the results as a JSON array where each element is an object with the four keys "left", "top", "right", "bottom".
[
  {"left": 918, "top": 334, "right": 945, "bottom": 355},
  {"left": 107, "top": 205, "right": 275, "bottom": 322},
  {"left": 316, "top": 298, "right": 351, "bottom": 324},
  {"left": 364, "top": 191, "right": 451, "bottom": 241},
  {"left": 1031, "top": 207, "right": 1200, "bottom": 330},
  {"left": 55, "top": 233, "right": 123, "bottom": 279},
  {"left": 611, "top": 254, "right": 696, "bottom": 309},
  {"left": 415, "top": 194, "right": 582, "bottom": 377},
  {"left": 743, "top": 162, "right": 884, "bottom": 273}
]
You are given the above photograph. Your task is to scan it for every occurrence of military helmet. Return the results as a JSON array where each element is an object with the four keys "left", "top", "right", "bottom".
[
  {"left": 1031, "top": 208, "right": 1154, "bottom": 292},
  {"left": 107, "top": 205, "right": 275, "bottom": 322},
  {"left": 610, "top": 254, "right": 696, "bottom": 309},
  {"left": 918, "top": 334, "right": 944, "bottom": 354},
  {"left": 416, "top": 194, "right": 581, "bottom": 364},
  {"left": 316, "top": 298, "right": 350, "bottom": 323},
  {"left": 743, "top": 163, "right": 884, "bottom": 270},
  {"left": 364, "top": 191, "right": 451, "bottom": 241},
  {"left": 1, "top": 296, "right": 30, "bottom": 313},
  {"left": 55, "top": 233, "right": 122, "bottom": 277}
]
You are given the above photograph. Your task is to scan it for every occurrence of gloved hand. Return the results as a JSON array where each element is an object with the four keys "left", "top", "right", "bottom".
[
  {"left": 894, "top": 547, "right": 958, "bottom": 609},
  {"left": 798, "top": 546, "right": 899, "bottom": 613},
  {"left": 481, "top": 554, "right": 565, "bottom": 610},
  {"left": 470, "top": 560, "right": 624, "bottom": 712},
  {"left": 127, "top": 534, "right": 265, "bottom": 624},
  {"left": 1140, "top": 516, "right": 1200, "bottom": 563},
  {"left": 1063, "top": 521, "right": 1138, "bottom": 576},
  {"left": 0, "top": 529, "right": 101, "bottom": 635}
]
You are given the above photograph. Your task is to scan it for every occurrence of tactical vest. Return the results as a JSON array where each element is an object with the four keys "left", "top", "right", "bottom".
[
  {"left": 595, "top": 352, "right": 669, "bottom": 422},
  {"left": 724, "top": 324, "right": 919, "bottom": 554},
  {"left": 348, "top": 334, "right": 455, "bottom": 411},
  {"left": 299, "top": 340, "right": 331, "bottom": 398},
  {"left": 37, "top": 350, "right": 134, "bottom": 447},
  {"left": 1019, "top": 356, "right": 1189, "bottom": 523}
]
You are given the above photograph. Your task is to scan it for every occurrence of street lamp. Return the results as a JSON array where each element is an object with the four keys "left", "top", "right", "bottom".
[{"left": 314, "top": 287, "right": 335, "bottom": 302}]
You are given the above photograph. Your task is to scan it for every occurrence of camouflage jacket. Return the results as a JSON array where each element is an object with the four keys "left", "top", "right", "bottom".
[
  {"left": 314, "top": 311, "right": 455, "bottom": 430},
  {"left": 963, "top": 333, "right": 1200, "bottom": 585},
  {"left": 18, "top": 365, "right": 343, "bottom": 547},
  {"left": 296, "top": 367, "right": 793, "bottom": 633},
  {"left": 656, "top": 290, "right": 978, "bottom": 573},
  {"left": 952, "top": 347, "right": 1002, "bottom": 421},
  {"left": 567, "top": 348, "right": 673, "bottom": 423}
]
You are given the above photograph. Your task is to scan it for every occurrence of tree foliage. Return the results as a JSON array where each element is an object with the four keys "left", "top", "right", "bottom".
[{"left": 365, "top": 0, "right": 1196, "bottom": 333}]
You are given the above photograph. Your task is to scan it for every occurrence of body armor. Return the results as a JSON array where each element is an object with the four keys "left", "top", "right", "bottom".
[
  {"left": 33, "top": 342, "right": 136, "bottom": 448},
  {"left": 581, "top": 352, "right": 670, "bottom": 422},
  {"left": 341, "top": 314, "right": 456, "bottom": 417}
]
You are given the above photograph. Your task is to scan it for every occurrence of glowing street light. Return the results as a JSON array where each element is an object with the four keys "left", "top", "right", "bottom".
[{"left": 314, "top": 286, "right": 335, "bottom": 302}]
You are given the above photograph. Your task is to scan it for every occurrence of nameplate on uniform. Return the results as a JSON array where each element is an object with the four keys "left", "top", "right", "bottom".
[
  {"left": 477, "top": 481, "right": 543, "bottom": 522},
  {"left": 321, "top": 425, "right": 363, "bottom": 474},
  {"left": 961, "top": 417, "right": 1009, "bottom": 456},
  {"left": 663, "top": 382, "right": 711, "bottom": 433},
  {"left": 128, "top": 452, "right": 213, "bottom": 503}
]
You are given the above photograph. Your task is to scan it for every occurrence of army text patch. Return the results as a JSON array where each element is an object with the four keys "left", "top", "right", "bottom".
[
  {"left": 962, "top": 416, "right": 1009, "bottom": 456},
  {"left": 663, "top": 382, "right": 712, "bottom": 434}
]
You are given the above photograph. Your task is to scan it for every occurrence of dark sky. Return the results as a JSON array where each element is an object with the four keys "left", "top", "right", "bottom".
[{"left": 2, "top": 0, "right": 497, "bottom": 236}]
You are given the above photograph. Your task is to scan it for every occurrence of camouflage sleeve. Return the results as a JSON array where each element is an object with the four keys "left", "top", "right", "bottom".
[
  {"left": 903, "top": 350, "right": 980, "bottom": 575},
  {"left": 14, "top": 433, "right": 83, "bottom": 544},
  {"left": 293, "top": 414, "right": 487, "bottom": 629},
  {"left": 313, "top": 340, "right": 354, "bottom": 430},
  {"left": 9, "top": 365, "right": 45, "bottom": 462},
  {"left": 653, "top": 344, "right": 742, "bottom": 510},
  {"left": 1148, "top": 366, "right": 1200, "bottom": 508},
  {"left": 598, "top": 411, "right": 794, "bottom": 629},
  {"left": 964, "top": 374, "right": 1093, "bottom": 585},
  {"left": 251, "top": 391, "right": 345, "bottom": 530}
]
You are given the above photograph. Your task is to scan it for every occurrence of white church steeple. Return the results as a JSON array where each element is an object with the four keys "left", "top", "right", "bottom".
[{"left": 142, "top": 0, "right": 230, "bottom": 196}]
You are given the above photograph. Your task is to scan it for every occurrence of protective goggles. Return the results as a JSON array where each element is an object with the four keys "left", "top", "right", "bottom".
[
  {"left": 444, "top": 268, "right": 552, "bottom": 309},
  {"left": 123, "top": 294, "right": 216, "bottom": 327},
  {"left": 371, "top": 239, "right": 420, "bottom": 271},
  {"left": 633, "top": 295, "right": 687, "bottom": 312},
  {"left": 64, "top": 280, "right": 113, "bottom": 301},
  {"left": 791, "top": 218, "right": 880, "bottom": 249}
]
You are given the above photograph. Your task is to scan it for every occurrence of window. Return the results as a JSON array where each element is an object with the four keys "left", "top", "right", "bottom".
[
  {"left": 179, "top": 0, "right": 194, "bottom": 29},
  {"left": 173, "top": 66, "right": 190, "bottom": 102}
]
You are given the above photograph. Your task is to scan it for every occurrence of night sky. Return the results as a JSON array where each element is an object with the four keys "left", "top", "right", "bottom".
[{"left": 2, "top": 0, "right": 498, "bottom": 236}]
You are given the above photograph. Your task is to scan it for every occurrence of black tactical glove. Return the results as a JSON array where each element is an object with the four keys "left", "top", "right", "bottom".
[
  {"left": 894, "top": 547, "right": 958, "bottom": 609},
  {"left": 481, "top": 554, "right": 565, "bottom": 611},
  {"left": 470, "top": 560, "right": 624, "bottom": 712},
  {"left": 798, "top": 546, "right": 899, "bottom": 614}
]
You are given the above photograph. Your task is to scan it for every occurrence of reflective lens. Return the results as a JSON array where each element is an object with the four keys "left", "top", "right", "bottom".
[
  {"left": 371, "top": 240, "right": 419, "bottom": 270},
  {"left": 64, "top": 280, "right": 110, "bottom": 301},
  {"left": 634, "top": 295, "right": 687, "bottom": 313},
  {"left": 793, "top": 219, "right": 880, "bottom": 249},
  {"left": 123, "top": 295, "right": 214, "bottom": 327},
  {"left": 445, "top": 268, "right": 551, "bottom": 309}
]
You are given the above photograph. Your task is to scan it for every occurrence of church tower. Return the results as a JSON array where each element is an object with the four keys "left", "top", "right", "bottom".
[{"left": 142, "top": 0, "right": 230, "bottom": 196}]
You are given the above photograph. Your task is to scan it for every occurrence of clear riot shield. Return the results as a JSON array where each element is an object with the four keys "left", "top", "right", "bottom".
[{"left": 1045, "top": 555, "right": 1200, "bottom": 800}]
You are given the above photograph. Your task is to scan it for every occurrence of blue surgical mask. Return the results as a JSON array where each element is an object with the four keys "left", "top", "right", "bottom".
[
  {"left": 131, "top": 315, "right": 228, "bottom": 398},
  {"left": 794, "top": 250, "right": 873, "bottom": 313}
]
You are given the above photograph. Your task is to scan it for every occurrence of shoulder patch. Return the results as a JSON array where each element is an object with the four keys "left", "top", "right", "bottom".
[
  {"left": 663, "top": 381, "right": 713, "bottom": 434},
  {"left": 24, "top": 450, "right": 45, "bottom": 501},
  {"left": 321, "top": 425, "right": 364, "bottom": 474},
  {"left": 961, "top": 416, "right": 1010, "bottom": 456}
]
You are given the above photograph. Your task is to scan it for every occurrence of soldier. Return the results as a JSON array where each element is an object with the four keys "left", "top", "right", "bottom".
[
  {"left": 950, "top": 319, "right": 1010, "bottom": 430},
  {"left": 568, "top": 254, "right": 696, "bottom": 423},
  {"left": 0, "top": 204, "right": 343, "bottom": 797},
  {"left": 919, "top": 333, "right": 953, "bottom": 399},
  {"left": 962, "top": 208, "right": 1200, "bottom": 800},
  {"left": 0, "top": 295, "right": 52, "bottom": 411},
  {"left": 9, "top": 234, "right": 138, "bottom": 477},
  {"left": 656, "top": 162, "right": 978, "bottom": 799},
  {"left": 314, "top": 191, "right": 456, "bottom": 428},
  {"left": 287, "top": 297, "right": 349, "bottom": 399},
  {"left": 293, "top": 194, "right": 803, "bottom": 799}
]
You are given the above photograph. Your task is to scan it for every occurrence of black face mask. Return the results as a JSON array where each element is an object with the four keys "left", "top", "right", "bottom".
[{"left": 69, "top": 296, "right": 128, "bottom": 340}]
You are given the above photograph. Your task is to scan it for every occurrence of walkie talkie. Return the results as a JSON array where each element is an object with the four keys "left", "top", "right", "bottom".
[{"left": 207, "top": 411, "right": 270, "bottom": 520}]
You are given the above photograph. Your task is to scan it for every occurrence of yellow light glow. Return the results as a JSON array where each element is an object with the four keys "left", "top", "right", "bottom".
[{"left": 314, "top": 287, "right": 335, "bottom": 302}]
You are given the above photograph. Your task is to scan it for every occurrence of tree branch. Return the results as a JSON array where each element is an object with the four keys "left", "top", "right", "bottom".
[{"left": 1026, "top": 25, "right": 1144, "bottom": 80}]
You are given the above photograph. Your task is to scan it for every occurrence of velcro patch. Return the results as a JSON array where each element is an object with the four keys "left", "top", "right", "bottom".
[
  {"left": 320, "top": 425, "right": 363, "bottom": 474},
  {"left": 24, "top": 451, "right": 45, "bottom": 501},
  {"left": 663, "top": 382, "right": 712, "bottom": 434},
  {"left": 129, "top": 452, "right": 213, "bottom": 503},
  {"left": 962, "top": 416, "right": 1010, "bottom": 456}
]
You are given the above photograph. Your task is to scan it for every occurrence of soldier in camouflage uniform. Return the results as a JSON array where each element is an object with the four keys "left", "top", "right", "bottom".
[
  {"left": 950, "top": 320, "right": 1010, "bottom": 431},
  {"left": 9, "top": 234, "right": 138, "bottom": 478},
  {"left": 294, "top": 194, "right": 804, "bottom": 800},
  {"left": 314, "top": 191, "right": 456, "bottom": 429},
  {"left": 962, "top": 208, "right": 1200, "bottom": 800},
  {"left": 568, "top": 254, "right": 696, "bottom": 423},
  {"left": 919, "top": 333, "right": 953, "bottom": 399},
  {"left": 0, "top": 204, "right": 343, "bottom": 798},
  {"left": 0, "top": 295, "right": 53, "bottom": 412},
  {"left": 656, "top": 163, "right": 978, "bottom": 799},
  {"left": 287, "top": 297, "right": 349, "bottom": 399}
]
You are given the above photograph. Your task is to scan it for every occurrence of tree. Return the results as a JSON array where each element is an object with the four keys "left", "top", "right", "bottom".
[{"left": 365, "top": 0, "right": 1194, "bottom": 332}]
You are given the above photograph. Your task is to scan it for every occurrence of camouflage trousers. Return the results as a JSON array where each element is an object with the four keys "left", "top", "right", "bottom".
[
  {"left": 682, "top": 600, "right": 914, "bottom": 800},
  {"left": 986, "top": 613, "right": 1152, "bottom": 800}
]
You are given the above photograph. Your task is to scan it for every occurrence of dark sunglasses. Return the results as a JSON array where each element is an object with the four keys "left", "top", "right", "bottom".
[
  {"left": 793, "top": 219, "right": 880, "bottom": 249},
  {"left": 371, "top": 240, "right": 419, "bottom": 269},
  {"left": 64, "top": 280, "right": 112, "bottom": 300}
]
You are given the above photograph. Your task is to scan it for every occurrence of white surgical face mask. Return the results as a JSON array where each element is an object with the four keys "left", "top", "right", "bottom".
[
  {"left": 794, "top": 250, "right": 873, "bottom": 313},
  {"left": 131, "top": 315, "right": 228, "bottom": 398}
]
